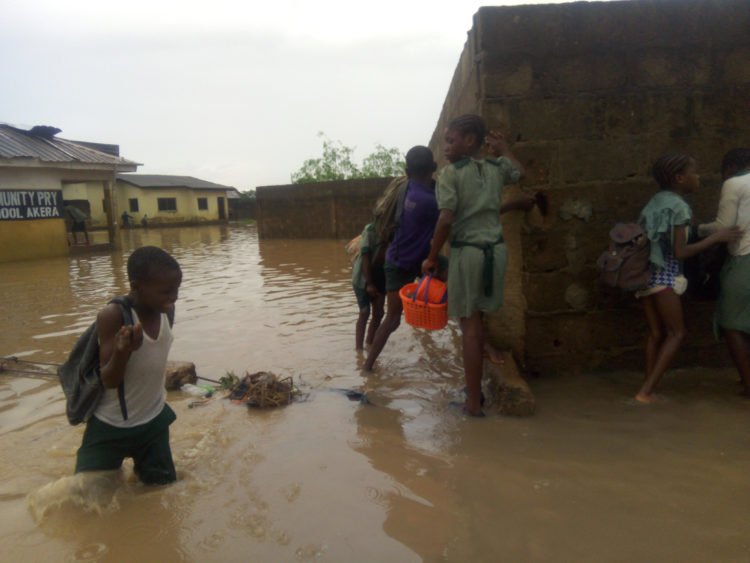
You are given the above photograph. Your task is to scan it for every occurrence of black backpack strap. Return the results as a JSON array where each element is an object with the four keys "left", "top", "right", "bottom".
[{"left": 108, "top": 296, "right": 133, "bottom": 421}]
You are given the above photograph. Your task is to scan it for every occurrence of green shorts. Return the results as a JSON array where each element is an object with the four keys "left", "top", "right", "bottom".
[
  {"left": 75, "top": 404, "right": 177, "bottom": 485},
  {"left": 384, "top": 256, "right": 448, "bottom": 293}
]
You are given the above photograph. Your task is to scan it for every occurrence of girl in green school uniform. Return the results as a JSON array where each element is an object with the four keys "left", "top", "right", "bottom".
[{"left": 422, "top": 114, "right": 536, "bottom": 417}]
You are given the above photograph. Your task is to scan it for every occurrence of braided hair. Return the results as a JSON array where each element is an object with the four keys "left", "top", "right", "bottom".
[
  {"left": 721, "top": 148, "right": 750, "bottom": 180},
  {"left": 652, "top": 152, "right": 694, "bottom": 190},
  {"left": 127, "top": 246, "right": 181, "bottom": 282},
  {"left": 447, "top": 114, "right": 486, "bottom": 147}
]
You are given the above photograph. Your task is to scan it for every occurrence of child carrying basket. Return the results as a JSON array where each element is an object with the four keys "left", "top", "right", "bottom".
[{"left": 400, "top": 274, "right": 448, "bottom": 330}]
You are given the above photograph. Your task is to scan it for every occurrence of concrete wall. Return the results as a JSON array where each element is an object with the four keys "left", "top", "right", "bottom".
[
  {"left": 256, "top": 177, "right": 393, "bottom": 239},
  {"left": 430, "top": 0, "right": 750, "bottom": 373}
]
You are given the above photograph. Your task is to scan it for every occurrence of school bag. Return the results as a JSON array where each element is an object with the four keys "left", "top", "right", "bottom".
[
  {"left": 57, "top": 297, "right": 133, "bottom": 425},
  {"left": 596, "top": 223, "right": 651, "bottom": 291},
  {"left": 372, "top": 176, "right": 409, "bottom": 245},
  {"left": 345, "top": 234, "right": 362, "bottom": 265}
]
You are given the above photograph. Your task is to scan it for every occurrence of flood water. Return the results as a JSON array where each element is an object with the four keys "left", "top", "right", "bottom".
[{"left": 1, "top": 224, "right": 749, "bottom": 562}]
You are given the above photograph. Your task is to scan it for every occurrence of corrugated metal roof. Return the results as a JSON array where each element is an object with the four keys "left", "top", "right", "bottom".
[
  {"left": 117, "top": 174, "right": 234, "bottom": 191},
  {"left": 0, "top": 124, "right": 138, "bottom": 167}
]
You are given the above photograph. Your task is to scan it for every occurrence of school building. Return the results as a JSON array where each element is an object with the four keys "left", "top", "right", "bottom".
[
  {"left": 0, "top": 125, "right": 238, "bottom": 263},
  {"left": 0, "top": 124, "right": 139, "bottom": 263},
  {"left": 115, "top": 174, "right": 235, "bottom": 227}
]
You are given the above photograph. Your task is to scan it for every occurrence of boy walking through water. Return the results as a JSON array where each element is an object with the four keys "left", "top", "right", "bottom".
[
  {"left": 364, "top": 146, "right": 441, "bottom": 371},
  {"left": 422, "top": 114, "right": 535, "bottom": 416},
  {"left": 75, "top": 246, "right": 182, "bottom": 484}
]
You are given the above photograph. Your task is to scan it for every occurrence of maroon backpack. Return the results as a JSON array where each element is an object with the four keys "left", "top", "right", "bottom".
[{"left": 596, "top": 223, "right": 651, "bottom": 291}]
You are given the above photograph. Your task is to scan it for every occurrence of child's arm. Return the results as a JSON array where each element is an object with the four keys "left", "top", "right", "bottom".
[
  {"left": 422, "top": 210, "right": 454, "bottom": 275},
  {"left": 673, "top": 224, "right": 742, "bottom": 260},
  {"left": 500, "top": 194, "right": 537, "bottom": 215},
  {"left": 97, "top": 304, "right": 143, "bottom": 389},
  {"left": 360, "top": 251, "right": 379, "bottom": 297},
  {"left": 487, "top": 131, "right": 525, "bottom": 177}
]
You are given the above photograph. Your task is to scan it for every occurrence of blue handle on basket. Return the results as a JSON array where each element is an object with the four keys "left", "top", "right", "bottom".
[{"left": 413, "top": 274, "right": 432, "bottom": 305}]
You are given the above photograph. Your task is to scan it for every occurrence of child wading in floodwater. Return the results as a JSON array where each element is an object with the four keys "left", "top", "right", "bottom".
[
  {"left": 364, "top": 146, "right": 443, "bottom": 371},
  {"left": 422, "top": 114, "right": 535, "bottom": 417},
  {"left": 75, "top": 246, "right": 182, "bottom": 484},
  {"left": 351, "top": 223, "right": 386, "bottom": 350},
  {"left": 634, "top": 153, "right": 741, "bottom": 404}
]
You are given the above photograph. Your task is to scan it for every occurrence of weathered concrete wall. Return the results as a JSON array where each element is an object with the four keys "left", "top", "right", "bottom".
[
  {"left": 256, "top": 177, "right": 393, "bottom": 239},
  {"left": 431, "top": 0, "right": 750, "bottom": 373}
]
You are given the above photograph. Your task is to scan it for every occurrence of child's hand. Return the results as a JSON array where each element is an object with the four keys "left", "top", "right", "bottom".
[
  {"left": 486, "top": 130, "right": 509, "bottom": 157},
  {"left": 517, "top": 193, "right": 537, "bottom": 212},
  {"left": 114, "top": 323, "right": 143, "bottom": 354},
  {"left": 421, "top": 257, "right": 438, "bottom": 276},
  {"left": 365, "top": 283, "right": 380, "bottom": 298},
  {"left": 714, "top": 226, "right": 743, "bottom": 243}
]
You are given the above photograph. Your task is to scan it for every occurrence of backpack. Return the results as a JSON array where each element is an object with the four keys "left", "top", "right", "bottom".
[
  {"left": 372, "top": 176, "right": 409, "bottom": 245},
  {"left": 58, "top": 297, "right": 133, "bottom": 425},
  {"left": 596, "top": 223, "right": 651, "bottom": 291},
  {"left": 345, "top": 234, "right": 362, "bottom": 264}
]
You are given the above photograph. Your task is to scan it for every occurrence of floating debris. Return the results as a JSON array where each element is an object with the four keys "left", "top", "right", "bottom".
[
  {"left": 227, "top": 371, "right": 295, "bottom": 408},
  {"left": 0, "top": 356, "right": 57, "bottom": 378}
]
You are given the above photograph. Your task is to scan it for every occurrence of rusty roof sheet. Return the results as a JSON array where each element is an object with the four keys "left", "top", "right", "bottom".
[
  {"left": 117, "top": 174, "right": 234, "bottom": 191},
  {"left": 0, "top": 124, "right": 138, "bottom": 168}
]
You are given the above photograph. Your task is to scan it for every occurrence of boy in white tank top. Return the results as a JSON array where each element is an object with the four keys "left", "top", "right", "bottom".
[{"left": 75, "top": 246, "right": 182, "bottom": 485}]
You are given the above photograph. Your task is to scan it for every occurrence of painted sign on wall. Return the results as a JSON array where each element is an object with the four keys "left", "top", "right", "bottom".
[{"left": 0, "top": 190, "right": 63, "bottom": 221}]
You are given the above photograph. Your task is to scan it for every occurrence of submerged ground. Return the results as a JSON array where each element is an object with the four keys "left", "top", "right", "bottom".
[{"left": 0, "top": 225, "right": 748, "bottom": 562}]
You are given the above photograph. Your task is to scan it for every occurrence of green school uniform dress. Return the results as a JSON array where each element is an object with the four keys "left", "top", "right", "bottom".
[{"left": 437, "top": 156, "right": 521, "bottom": 318}]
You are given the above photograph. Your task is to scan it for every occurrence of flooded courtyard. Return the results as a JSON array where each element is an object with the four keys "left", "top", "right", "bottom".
[{"left": 1, "top": 224, "right": 749, "bottom": 562}]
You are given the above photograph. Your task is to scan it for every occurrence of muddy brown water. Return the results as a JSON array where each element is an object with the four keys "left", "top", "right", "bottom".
[{"left": 1, "top": 224, "right": 749, "bottom": 562}]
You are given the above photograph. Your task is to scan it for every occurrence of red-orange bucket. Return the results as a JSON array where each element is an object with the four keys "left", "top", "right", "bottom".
[{"left": 400, "top": 275, "right": 448, "bottom": 330}]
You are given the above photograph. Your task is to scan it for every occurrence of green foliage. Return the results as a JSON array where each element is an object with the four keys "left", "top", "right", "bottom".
[
  {"left": 291, "top": 133, "right": 404, "bottom": 184},
  {"left": 239, "top": 189, "right": 256, "bottom": 201}
]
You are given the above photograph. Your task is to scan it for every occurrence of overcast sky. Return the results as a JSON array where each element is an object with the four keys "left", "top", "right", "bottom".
[{"left": 2, "top": 0, "right": 611, "bottom": 190}]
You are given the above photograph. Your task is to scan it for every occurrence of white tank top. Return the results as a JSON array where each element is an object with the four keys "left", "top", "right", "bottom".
[{"left": 94, "top": 310, "right": 172, "bottom": 428}]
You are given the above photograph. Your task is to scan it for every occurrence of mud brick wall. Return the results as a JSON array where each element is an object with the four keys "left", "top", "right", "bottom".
[
  {"left": 256, "top": 177, "right": 393, "bottom": 239},
  {"left": 430, "top": 0, "right": 750, "bottom": 374}
]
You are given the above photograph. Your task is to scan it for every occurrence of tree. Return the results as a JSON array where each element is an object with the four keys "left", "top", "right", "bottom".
[
  {"left": 291, "top": 133, "right": 404, "bottom": 184},
  {"left": 239, "top": 189, "right": 256, "bottom": 201}
]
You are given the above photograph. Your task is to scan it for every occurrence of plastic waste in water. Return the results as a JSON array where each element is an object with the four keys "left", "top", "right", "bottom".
[{"left": 181, "top": 383, "right": 214, "bottom": 398}]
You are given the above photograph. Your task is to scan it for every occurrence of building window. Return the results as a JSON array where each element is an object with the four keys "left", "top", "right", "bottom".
[
  {"left": 197, "top": 197, "right": 208, "bottom": 210},
  {"left": 157, "top": 198, "right": 177, "bottom": 212},
  {"left": 129, "top": 198, "right": 139, "bottom": 212}
]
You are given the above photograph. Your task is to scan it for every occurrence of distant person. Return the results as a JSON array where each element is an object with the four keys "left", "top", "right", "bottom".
[
  {"left": 422, "top": 114, "right": 536, "bottom": 417},
  {"left": 64, "top": 205, "right": 89, "bottom": 245},
  {"left": 363, "top": 146, "right": 444, "bottom": 371},
  {"left": 699, "top": 148, "right": 750, "bottom": 395},
  {"left": 634, "top": 153, "right": 741, "bottom": 404},
  {"left": 351, "top": 223, "right": 386, "bottom": 350},
  {"left": 75, "top": 246, "right": 182, "bottom": 485},
  {"left": 141, "top": 214, "right": 149, "bottom": 228},
  {"left": 120, "top": 210, "right": 132, "bottom": 228}
]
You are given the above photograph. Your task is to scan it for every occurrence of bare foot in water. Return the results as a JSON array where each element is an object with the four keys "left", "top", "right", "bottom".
[
  {"left": 484, "top": 344, "right": 505, "bottom": 365},
  {"left": 634, "top": 392, "right": 658, "bottom": 404}
]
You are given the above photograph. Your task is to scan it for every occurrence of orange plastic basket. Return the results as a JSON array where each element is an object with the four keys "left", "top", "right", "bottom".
[{"left": 400, "top": 275, "right": 448, "bottom": 330}]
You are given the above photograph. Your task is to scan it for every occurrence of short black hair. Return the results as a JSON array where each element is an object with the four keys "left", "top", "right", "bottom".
[
  {"left": 721, "top": 148, "right": 750, "bottom": 179},
  {"left": 447, "top": 114, "right": 486, "bottom": 146},
  {"left": 652, "top": 152, "right": 694, "bottom": 189},
  {"left": 405, "top": 145, "right": 436, "bottom": 176},
  {"left": 127, "top": 246, "right": 181, "bottom": 282}
]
